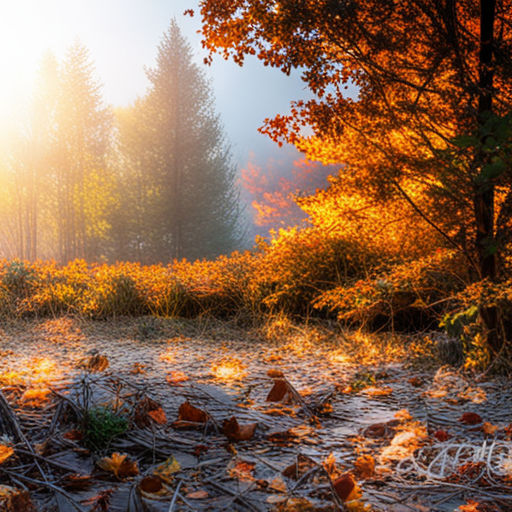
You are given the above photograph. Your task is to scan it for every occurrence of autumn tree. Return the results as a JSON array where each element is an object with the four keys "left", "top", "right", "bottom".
[
  {"left": 112, "top": 19, "right": 243, "bottom": 263},
  {"left": 199, "top": 0, "right": 512, "bottom": 352}
]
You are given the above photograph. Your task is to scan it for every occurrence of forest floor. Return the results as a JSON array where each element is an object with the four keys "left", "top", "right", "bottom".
[{"left": 0, "top": 316, "right": 511, "bottom": 512}]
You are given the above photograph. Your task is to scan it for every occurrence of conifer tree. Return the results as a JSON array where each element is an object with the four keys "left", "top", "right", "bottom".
[
  {"left": 54, "top": 40, "right": 113, "bottom": 262},
  {"left": 114, "top": 19, "right": 242, "bottom": 263}
]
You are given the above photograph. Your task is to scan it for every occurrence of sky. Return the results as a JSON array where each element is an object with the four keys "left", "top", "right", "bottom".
[{"left": 0, "top": 0, "right": 314, "bottom": 167}]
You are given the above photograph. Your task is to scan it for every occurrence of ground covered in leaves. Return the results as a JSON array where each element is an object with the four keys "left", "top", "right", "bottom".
[{"left": 0, "top": 316, "right": 511, "bottom": 512}]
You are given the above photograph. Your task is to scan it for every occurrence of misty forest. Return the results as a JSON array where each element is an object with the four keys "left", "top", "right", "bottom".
[{"left": 0, "top": 2, "right": 512, "bottom": 512}]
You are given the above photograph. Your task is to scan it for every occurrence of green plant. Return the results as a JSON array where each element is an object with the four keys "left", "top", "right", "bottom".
[{"left": 82, "top": 406, "right": 128, "bottom": 451}]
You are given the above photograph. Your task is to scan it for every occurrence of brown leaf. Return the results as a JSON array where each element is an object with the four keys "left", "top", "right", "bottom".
[
  {"left": 178, "top": 401, "right": 208, "bottom": 424},
  {"left": 459, "top": 412, "right": 482, "bottom": 425},
  {"left": 63, "top": 429, "right": 83, "bottom": 441},
  {"left": 363, "top": 420, "right": 398, "bottom": 439},
  {"left": 266, "top": 378, "right": 300, "bottom": 405},
  {"left": 333, "top": 473, "right": 358, "bottom": 502},
  {"left": 61, "top": 474, "right": 93, "bottom": 491},
  {"left": 134, "top": 397, "right": 167, "bottom": 428},
  {"left": 222, "top": 416, "right": 257, "bottom": 441},
  {"left": 282, "top": 453, "right": 316, "bottom": 480},
  {"left": 0, "top": 485, "right": 36, "bottom": 512},
  {"left": 354, "top": 454, "right": 375, "bottom": 479},
  {"left": 140, "top": 476, "right": 164, "bottom": 494},
  {"left": 97, "top": 453, "right": 139, "bottom": 479},
  {"left": 408, "top": 376, "right": 424, "bottom": 387}
]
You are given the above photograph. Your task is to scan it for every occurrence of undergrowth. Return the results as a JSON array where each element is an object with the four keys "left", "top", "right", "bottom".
[{"left": 0, "top": 223, "right": 511, "bottom": 371}]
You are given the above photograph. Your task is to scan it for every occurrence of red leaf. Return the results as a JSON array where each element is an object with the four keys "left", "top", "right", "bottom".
[
  {"left": 459, "top": 412, "right": 482, "bottom": 425},
  {"left": 333, "top": 473, "right": 357, "bottom": 502},
  {"left": 434, "top": 430, "right": 450, "bottom": 442}
]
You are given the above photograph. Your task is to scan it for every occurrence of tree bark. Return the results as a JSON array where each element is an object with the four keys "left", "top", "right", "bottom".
[{"left": 475, "top": 0, "right": 502, "bottom": 354}]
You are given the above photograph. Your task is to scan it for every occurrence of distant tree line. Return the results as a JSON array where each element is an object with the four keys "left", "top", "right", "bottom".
[{"left": 0, "top": 20, "right": 244, "bottom": 264}]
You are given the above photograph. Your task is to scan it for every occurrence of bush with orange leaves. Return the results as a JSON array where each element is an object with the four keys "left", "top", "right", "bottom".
[{"left": 314, "top": 249, "right": 469, "bottom": 331}]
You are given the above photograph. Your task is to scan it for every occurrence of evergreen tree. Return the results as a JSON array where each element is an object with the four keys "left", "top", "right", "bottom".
[
  {"left": 114, "top": 19, "right": 243, "bottom": 263},
  {"left": 53, "top": 40, "right": 113, "bottom": 262}
]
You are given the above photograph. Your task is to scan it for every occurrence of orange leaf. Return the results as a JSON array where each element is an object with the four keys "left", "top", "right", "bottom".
[
  {"left": 481, "top": 421, "right": 499, "bottom": 435},
  {"left": 354, "top": 454, "right": 375, "bottom": 479},
  {"left": 97, "top": 453, "right": 139, "bottom": 479},
  {"left": 186, "top": 490, "right": 209, "bottom": 499}
]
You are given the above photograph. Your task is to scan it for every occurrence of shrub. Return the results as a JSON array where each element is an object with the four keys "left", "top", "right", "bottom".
[{"left": 82, "top": 406, "right": 128, "bottom": 451}]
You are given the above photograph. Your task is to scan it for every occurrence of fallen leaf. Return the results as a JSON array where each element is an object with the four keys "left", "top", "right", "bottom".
[
  {"left": 323, "top": 452, "right": 338, "bottom": 478},
  {"left": 130, "top": 363, "right": 147, "bottom": 375},
  {"left": 363, "top": 386, "right": 393, "bottom": 397},
  {"left": 166, "top": 371, "right": 189, "bottom": 385},
  {"left": 186, "top": 490, "right": 209, "bottom": 499},
  {"left": 61, "top": 474, "right": 93, "bottom": 491},
  {"left": 481, "top": 421, "right": 499, "bottom": 436},
  {"left": 354, "top": 454, "right": 375, "bottom": 479},
  {"left": 178, "top": 401, "right": 208, "bottom": 424},
  {"left": 282, "top": 454, "right": 316, "bottom": 480},
  {"left": 459, "top": 412, "right": 482, "bottom": 425},
  {"left": 408, "top": 376, "right": 424, "bottom": 387},
  {"left": 140, "top": 476, "right": 163, "bottom": 494},
  {"left": 380, "top": 426, "right": 428, "bottom": 462},
  {"left": 133, "top": 397, "right": 167, "bottom": 428},
  {"left": 333, "top": 473, "right": 359, "bottom": 502},
  {"left": 434, "top": 430, "right": 450, "bottom": 442},
  {"left": 222, "top": 416, "right": 257, "bottom": 441},
  {"left": 394, "top": 409, "right": 412, "bottom": 422},
  {"left": 153, "top": 456, "right": 180, "bottom": 483},
  {"left": 97, "top": 453, "right": 139, "bottom": 479},
  {"left": 269, "top": 475, "right": 287, "bottom": 493},
  {"left": 63, "top": 429, "right": 83, "bottom": 441},
  {"left": 267, "top": 495, "right": 288, "bottom": 504},
  {"left": 266, "top": 379, "right": 293, "bottom": 403},
  {"left": 0, "top": 445, "right": 14, "bottom": 464},
  {"left": 0, "top": 484, "right": 35, "bottom": 512},
  {"left": 228, "top": 459, "right": 256, "bottom": 481}
]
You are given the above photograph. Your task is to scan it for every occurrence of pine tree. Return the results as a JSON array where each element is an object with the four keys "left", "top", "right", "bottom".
[
  {"left": 53, "top": 40, "right": 113, "bottom": 262},
  {"left": 114, "top": 19, "right": 243, "bottom": 263}
]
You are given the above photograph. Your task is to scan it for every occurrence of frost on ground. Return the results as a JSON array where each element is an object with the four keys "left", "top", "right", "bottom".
[{"left": 0, "top": 317, "right": 511, "bottom": 512}]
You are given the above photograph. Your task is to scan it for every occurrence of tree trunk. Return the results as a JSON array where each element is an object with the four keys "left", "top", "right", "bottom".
[{"left": 475, "top": 0, "right": 502, "bottom": 354}]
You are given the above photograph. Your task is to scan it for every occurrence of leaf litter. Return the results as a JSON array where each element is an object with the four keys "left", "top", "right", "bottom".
[{"left": 0, "top": 317, "right": 510, "bottom": 511}]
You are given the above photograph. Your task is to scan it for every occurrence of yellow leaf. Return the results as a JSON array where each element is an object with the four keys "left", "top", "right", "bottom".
[
  {"left": 0, "top": 445, "right": 14, "bottom": 465},
  {"left": 97, "top": 453, "right": 139, "bottom": 479},
  {"left": 153, "top": 456, "right": 180, "bottom": 484}
]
